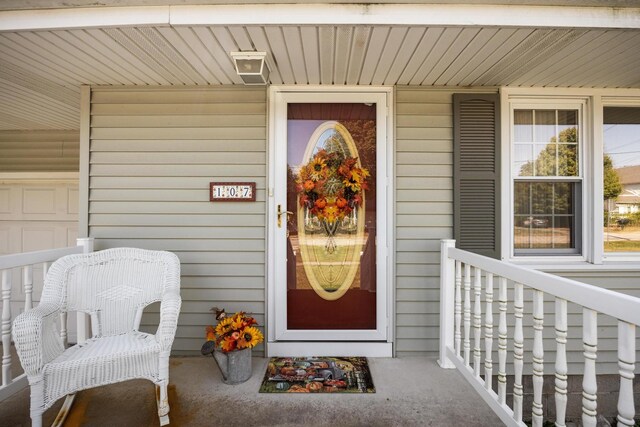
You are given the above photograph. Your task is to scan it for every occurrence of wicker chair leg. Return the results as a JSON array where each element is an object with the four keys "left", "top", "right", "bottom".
[
  {"left": 29, "top": 378, "right": 44, "bottom": 427},
  {"left": 156, "top": 382, "right": 170, "bottom": 426},
  {"left": 52, "top": 394, "right": 77, "bottom": 427}
]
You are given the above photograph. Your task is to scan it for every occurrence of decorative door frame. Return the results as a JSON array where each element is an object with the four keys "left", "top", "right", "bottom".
[{"left": 266, "top": 86, "right": 395, "bottom": 357}]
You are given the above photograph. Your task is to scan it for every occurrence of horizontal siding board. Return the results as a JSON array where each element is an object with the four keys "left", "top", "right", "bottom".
[
  {"left": 90, "top": 164, "right": 265, "bottom": 177},
  {"left": 396, "top": 165, "right": 451, "bottom": 177},
  {"left": 396, "top": 139, "right": 452, "bottom": 152},
  {"left": 90, "top": 152, "right": 265, "bottom": 164},
  {"left": 90, "top": 214, "right": 266, "bottom": 227},
  {"left": 90, "top": 201, "right": 265, "bottom": 214},
  {"left": 90, "top": 127, "right": 265, "bottom": 140},
  {"left": 91, "top": 114, "right": 266, "bottom": 127},
  {"left": 91, "top": 226, "right": 264, "bottom": 239},
  {"left": 396, "top": 127, "right": 452, "bottom": 140},
  {"left": 91, "top": 88, "right": 266, "bottom": 104},
  {"left": 396, "top": 189, "right": 452, "bottom": 202},
  {"left": 98, "top": 239, "right": 266, "bottom": 252},
  {"left": 397, "top": 202, "right": 452, "bottom": 215},
  {"left": 91, "top": 139, "right": 265, "bottom": 152},
  {"left": 396, "top": 103, "right": 451, "bottom": 116},
  {"left": 91, "top": 103, "right": 266, "bottom": 115},
  {"left": 396, "top": 115, "right": 452, "bottom": 128}
]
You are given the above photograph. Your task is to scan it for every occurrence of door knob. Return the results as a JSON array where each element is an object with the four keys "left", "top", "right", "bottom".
[{"left": 277, "top": 204, "right": 293, "bottom": 228}]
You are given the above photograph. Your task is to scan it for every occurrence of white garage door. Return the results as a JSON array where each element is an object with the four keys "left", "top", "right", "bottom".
[{"left": 0, "top": 178, "right": 79, "bottom": 336}]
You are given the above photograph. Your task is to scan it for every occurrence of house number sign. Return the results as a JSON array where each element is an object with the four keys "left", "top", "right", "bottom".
[{"left": 209, "top": 182, "right": 256, "bottom": 202}]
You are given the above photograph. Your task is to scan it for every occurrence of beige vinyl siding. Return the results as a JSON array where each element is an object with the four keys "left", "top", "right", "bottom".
[
  {"left": 0, "top": 130, "right": 79, "bottom": 172},
  {"left": 88, "top": 87, "right": 266, "bottom": 356},
  {"left": 395, "top": 88, "right": 457, "bottom": 357}
]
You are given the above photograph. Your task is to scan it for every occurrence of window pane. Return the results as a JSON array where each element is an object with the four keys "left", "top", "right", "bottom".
[
  {"left": 534, "top": 143, "right": 557, "bottom": 176},
  {"left": 534, "top": 110, "right": 555, "bottom": 143},
  {"left": 531, "top": 182, "right": 553, "bottom": 214},
  {"left": 514, "top": 145, "right": 533, "bottom": 176},
  {"left": 603, "top": 107, "right": 640, "bottom": 253},
  {"left": 558, "top": 110, "right": 578, "bottom": 142},
  {"left": 514, "top": 110, "right": 533, "bottom": 142},
  {"left": 554, "top": 182, "right": 573, "bottom": 214},
  {"left": 514, "top": 182, "right": 577, "bottom": 251},
  {"left": 557, "top": 143, "right": 578, "bottom": 177},
  {"left": 514, "top": 109, "right": 580, "bottom": 178}
]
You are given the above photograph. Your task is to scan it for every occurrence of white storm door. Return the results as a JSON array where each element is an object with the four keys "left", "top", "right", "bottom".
[{"left": 268, "top": 88, "right": 393, "bottom": 344}]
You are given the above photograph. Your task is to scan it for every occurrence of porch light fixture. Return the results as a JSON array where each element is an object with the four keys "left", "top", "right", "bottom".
[{"left": 230, "top": 51, "right": 270, "bottom": 85}]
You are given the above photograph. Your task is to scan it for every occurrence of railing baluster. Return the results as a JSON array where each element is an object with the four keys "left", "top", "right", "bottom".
[
  {"left": 463, "top": 263, "right": 471, "bottom": 367},
  {"left": 1, "top": 270, "right": 12, "bottom": 386},
  {"left": 42, "top": 261, "right": 49, "bottom": 282},
  {"left": 473, "top": 267, "right": 482, "bottom": 377},
  {"left": 23, "top": 265, "right": 33, "bottom": 311},
  {"left": 513, "top": 282, "right": 524, "bottom": 423},
  {"left": 617, "top": 321, "right": 635, "bottom": 427},
  {"left": 582, "top": 308, "right": 598, "bottom": 427},
  {"left": 455, "top": 260, "right": 462, "bottom": 357},
  {"left": 555, "top": 298, "right": 568, "bottom": 427},
  {"left": 532, "top": 290, "right": 544, "bottom": 427},
  {"left": 498, "top": 276, "right": 508, "bottom": 405},
  {"left": 484, "top": 272, "right": 494, "bottom": 391}
]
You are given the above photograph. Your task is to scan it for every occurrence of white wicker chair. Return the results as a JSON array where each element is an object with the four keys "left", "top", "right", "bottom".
[{"left": 12, "top": 248, "right": 181, "bottom": 427}]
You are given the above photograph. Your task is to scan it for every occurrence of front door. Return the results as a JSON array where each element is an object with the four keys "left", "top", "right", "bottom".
[{"left": 268, "top": 88, "right": 392, "bottom": 356}]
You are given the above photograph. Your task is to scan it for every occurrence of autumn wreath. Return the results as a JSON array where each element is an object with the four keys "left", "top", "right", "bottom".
[{"left": 296, "top": 149, "right": 369, "bottom": 226}]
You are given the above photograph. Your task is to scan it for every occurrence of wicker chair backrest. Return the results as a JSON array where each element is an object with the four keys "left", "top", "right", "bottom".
[{"left": 41, "top": 248, "right": 180, "bottom": 337}]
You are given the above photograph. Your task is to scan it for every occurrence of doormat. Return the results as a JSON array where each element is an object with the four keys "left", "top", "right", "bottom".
[{"left": 259, "top": 357, "right": 375, "bottom": 393}]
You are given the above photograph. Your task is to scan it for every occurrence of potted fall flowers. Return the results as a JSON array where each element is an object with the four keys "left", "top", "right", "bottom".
[{"left": 201, "top": 308, "right": 264, "bottom": 385}]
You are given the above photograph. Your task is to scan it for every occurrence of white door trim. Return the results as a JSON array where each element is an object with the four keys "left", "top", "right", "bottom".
[{"left": 266, "top": 86, "right": 394, "bottom": 356}]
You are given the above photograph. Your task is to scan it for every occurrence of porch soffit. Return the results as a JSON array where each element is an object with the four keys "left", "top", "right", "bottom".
[{"left": 0, "top": 4, "right": 639, "bottom": 130}]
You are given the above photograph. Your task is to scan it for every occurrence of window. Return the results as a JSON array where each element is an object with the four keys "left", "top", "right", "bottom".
[
  {"left": 511, "top": 107, "right": 582, "bottom": 256},
  {"left": 603, "top": 107, "right": 640, "bottom": 254},
  {"left": 505, "top": 92, "right": 640, "bottom": 263}
]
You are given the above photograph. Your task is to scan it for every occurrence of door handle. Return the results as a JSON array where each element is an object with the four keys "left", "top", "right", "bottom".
[{"left": 277, "top": 204, "right": 293, "bottom": 228}]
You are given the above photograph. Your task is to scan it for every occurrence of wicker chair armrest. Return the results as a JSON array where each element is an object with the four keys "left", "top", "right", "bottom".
[
  {"left": 12, "top": 303, "right": 65, "bottom": 377},
  {"left": 156, "top": 293, "right": 181, "bottom": 350}
]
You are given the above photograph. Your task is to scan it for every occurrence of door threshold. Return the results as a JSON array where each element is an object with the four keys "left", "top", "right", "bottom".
[{"left": 266, "top": 342, "right": 392, "bottom": 357}]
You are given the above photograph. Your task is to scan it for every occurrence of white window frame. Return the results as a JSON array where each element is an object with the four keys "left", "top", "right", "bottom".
[
  {"left": 507, "top": 98, "right": 588, "bottom": 263},
  {"left": 598, "top": 96, "right": 640, "bottom": 263},
  {"left": 501, "top": 88, "right": 640, "bottom": 268}
]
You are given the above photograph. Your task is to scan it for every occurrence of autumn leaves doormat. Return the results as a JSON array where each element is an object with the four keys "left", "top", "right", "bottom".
[{"left": 259, "top": 357, "right": 375, "bottom": 393}]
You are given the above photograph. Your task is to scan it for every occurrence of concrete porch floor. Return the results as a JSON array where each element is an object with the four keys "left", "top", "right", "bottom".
[{"left": 0, "top": 357, "right": 502, "bottom": 426}]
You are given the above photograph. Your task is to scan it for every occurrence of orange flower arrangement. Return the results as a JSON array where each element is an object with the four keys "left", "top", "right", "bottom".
[
  {"left": 297, "top": 150, "right": 369, "bottom": 224},
  {"left": 204, "top": 311, "right": 264, "bottom": 353}
]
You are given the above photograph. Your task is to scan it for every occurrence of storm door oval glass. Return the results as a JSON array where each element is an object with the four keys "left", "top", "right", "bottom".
[{"left": 286, "top": 103, "right": 376, "bottom": 330}]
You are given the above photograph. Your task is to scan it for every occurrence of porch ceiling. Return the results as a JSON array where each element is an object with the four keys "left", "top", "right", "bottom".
[{"left": 1, "top": 23, "right": 640, "bottom": 130}]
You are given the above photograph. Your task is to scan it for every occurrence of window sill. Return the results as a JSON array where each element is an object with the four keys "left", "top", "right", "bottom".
[{"left": 508, "top": 259, "right": 640, "bottom": 272}]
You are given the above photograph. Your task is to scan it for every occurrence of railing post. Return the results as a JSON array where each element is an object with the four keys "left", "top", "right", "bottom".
[
  {"left": 484, "top": 273, "right": 494, "bottom": 391},
  {"left": 617, "top": 321, "right": 635, "bottom": 427},
  {"left": 438, "top": 239, "right": 456, "bottom": 369},
  {"left": 555, "top": 298, "right": 568, "bottom": 427},
  {"left": 582, "top": 309, "right": 598, "bottom": 427},
  {"left": 77, "top": 238, "right": 94, "bottom": 254},
  {"left": 513, "top": 282, "right": 524, "bottom": 423},
  {"left": 532, "top": 290, "right": 544, "bottom": 427},
  {"left": 473, "top": 267, "right": 482, "bottom": 377},
  {"left": 75, "top": 238, "right": 94, "bottom": 344},
  {"left": 497, "top": 277, "right": 508, "bottom": 405},
  {"left": 1, "top": 270, "right": 12, "bottom": 386}
]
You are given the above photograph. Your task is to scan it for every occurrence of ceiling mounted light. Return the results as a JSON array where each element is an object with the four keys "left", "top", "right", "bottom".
[{"left": 230, "top": 51, "right": 270, "bottom": 85}]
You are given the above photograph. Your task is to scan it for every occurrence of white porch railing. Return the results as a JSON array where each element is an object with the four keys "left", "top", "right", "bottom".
[
  {"left": 0, "top": 238, "right": 94, "bottom": 402},
  {"left": 439, "top": 239, "right": 639, "bottom": 427}
]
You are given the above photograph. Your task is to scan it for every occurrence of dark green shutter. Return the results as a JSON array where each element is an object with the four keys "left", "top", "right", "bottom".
[{"left": 453, "top": 94, "right": 501, "bottom": 259}]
